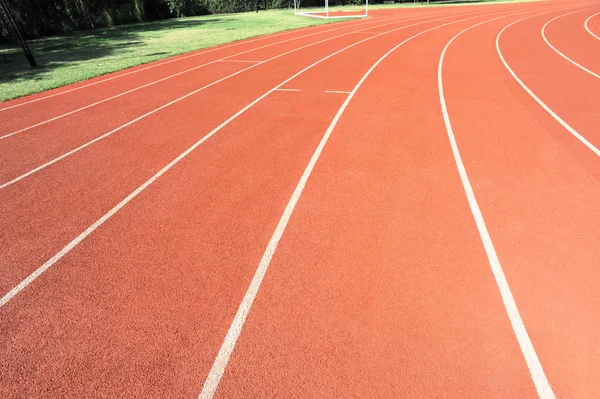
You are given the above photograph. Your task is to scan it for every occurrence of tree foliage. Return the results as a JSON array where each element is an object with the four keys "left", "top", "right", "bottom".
[{"left": 0, "top": 0, "right": 170, "bottom": 40}]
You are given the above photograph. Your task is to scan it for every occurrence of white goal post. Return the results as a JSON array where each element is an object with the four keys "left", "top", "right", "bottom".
[{"left": 294, "top": 0, "right": 369, "bottom": 19}]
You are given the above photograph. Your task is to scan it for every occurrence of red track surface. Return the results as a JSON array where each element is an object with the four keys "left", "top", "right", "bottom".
[
  {"left": 589, "top": 11, "right": 600, "bottom": 36},
  {"left": 1, "top": 1, "right": 599, "bottom": 397}
]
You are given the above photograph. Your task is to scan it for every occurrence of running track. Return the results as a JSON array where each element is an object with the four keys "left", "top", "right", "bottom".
[{"left": 1, "top": 1, "right": 599, "bottom": 397}]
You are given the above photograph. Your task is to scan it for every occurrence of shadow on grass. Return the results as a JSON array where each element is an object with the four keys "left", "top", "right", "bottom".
[{"left": 0, "top": 17, "right": 227, "bottom": 85}]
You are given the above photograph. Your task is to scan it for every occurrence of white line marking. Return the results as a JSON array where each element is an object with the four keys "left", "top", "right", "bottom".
[
  {"left": 198, "top": 11, "right": 510, "bottom": 399},
  {"left": 216, "top": 60, "right": 263, "bottom": 63},
  {"left": 275, "top": 88, "right": 351, "bottom": 94},
  {"left": 0, "top": 15, "right": 418, "bottom": 139},
  {"left": 542, "top": 10, "right": 600, "bottom": 80},
  {"left": 0, "top": 4, "right": 489, "bottom": 308},
  {"left": 0, "top": 9, "right": 485, "bottom": 189},
  {"left": 497, "top": 12, "right": 600, "bottom": 158},
  {"left": 0, "top": 16, "right": 391, "bottom": 112},
  {"left": 438, "top": 13, "right": 556, "bottom": 399},
  {"left": 584, "top": 11, "right": 600, "bottom": 41}
]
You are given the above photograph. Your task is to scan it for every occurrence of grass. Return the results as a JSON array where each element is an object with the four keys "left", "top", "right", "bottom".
[
  {"left": 0, "top": 10, "right": 338, "bottom": 102},
  {"left": 0, "top": 0, "right": 537, "bottom": 102}
]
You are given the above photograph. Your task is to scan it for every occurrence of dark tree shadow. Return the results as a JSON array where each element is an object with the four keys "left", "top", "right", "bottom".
[{"left": 0, "top": 17, "right": 227, "bottom": 86}]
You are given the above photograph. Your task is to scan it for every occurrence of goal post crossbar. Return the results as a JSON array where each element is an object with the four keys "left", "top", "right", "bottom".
[{"left": 294, "top": 0, "right": 369, "bottom": 19}]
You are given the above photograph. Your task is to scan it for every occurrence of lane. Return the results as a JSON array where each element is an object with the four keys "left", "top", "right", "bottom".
[
  {"left": 443, "top": 11, "right": 600, "bottom": 398},
  {"left": 207, "top": 10, "right": 546, "bottom": 399},
  {"left": 0, "top": 10, "right": 486, "bottom": 186},
  {"left": 0, "top": 10, "right": 511, "bottom": 397},
  {"left": 543, "top": 7, "right": 600, "bottom": 77},
  {"left": 499, "top": 7, "right": 600, "bottom": 151}
]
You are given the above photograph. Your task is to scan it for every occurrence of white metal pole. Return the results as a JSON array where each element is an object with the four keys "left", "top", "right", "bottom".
[
  {"left": 326, "top": 0, "right": 328, "bottom": 18},
  {"left": 365, "top": 0, "right": 368, "bottom": 16}
]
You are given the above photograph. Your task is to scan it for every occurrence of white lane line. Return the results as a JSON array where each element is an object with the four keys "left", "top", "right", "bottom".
[
  {"left": 0, "top": 14, "right": 420, "bottom": 139},
  {"left": 275, "top": 88, "right": 351, "bottom": 94},
  {"left": 0, "top": 9, "right": 485, "bottom": 189},
  {"left": 584, "top": 11, "right": 600, "bottom": 41},
  {"left": 0, "top": 15, "right": 393, "bottom": 112},
  {"left": 198, "top": 11, "right": 511, "bottom": 399},
  {"left": 0, "top": 3, "right": 489, "bottom": 308},
  {"left": 542, "top": 10, "right": 600, "bottom": 80},
  {"left": 216, "top": 60, "right": 263, "bottom": 63},
  {"left": 497, "top": 12, "right": 600, "bottom": 158},
  {"left": 438, "top": 13, "right": 556, "bottom": 399}
]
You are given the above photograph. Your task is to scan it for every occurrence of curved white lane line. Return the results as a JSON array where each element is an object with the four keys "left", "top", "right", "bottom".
[
  {"left": 438, "top": 14, "right": 556, "bottom": 399},
  {"left": 497, "top": 13, "right": 600, "bottom": 158},
  {"left": 542, "top": 10, "right": 600, "bottom": 79},
  {"left": 0, "top": 7, "right": 502, "bottom": 309},
  {"left": 197, "top": 10, "right": 522, "bottom": 399},
  {"left": 0, "top": 9, "right": 489, "bottom": 190},
  {"left": 584, "top": 11, "right": 600, "bottom": 40}
]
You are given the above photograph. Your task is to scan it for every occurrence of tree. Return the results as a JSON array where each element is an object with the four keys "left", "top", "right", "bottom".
[{"left": 167, "top": 0, "right": 189, "bottom": 17}]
